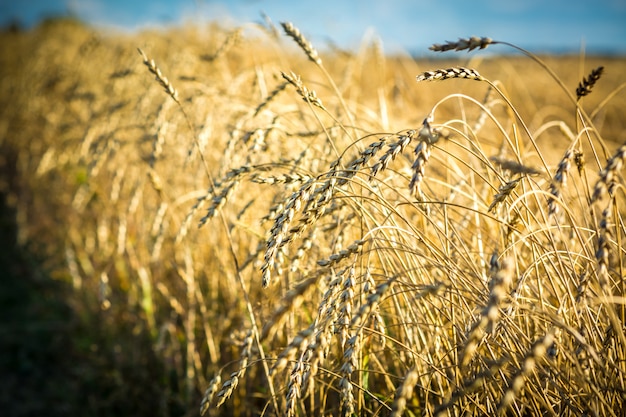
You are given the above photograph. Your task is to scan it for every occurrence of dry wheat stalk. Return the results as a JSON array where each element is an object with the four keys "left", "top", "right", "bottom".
[
  {"left": 301, "top": 334, "right": 331, "bottom": 395},
  {"left": 575, "top": 270, "right": 591, "bottom": 304},
  {"left": 149, "top": 120, "right": 170, "bottom": 168},
  {"left": 260, "top": 11, "right": 280, "bottom": 39},
  {"left": 576, "top": 66, "right": 604, "bottom": 99},
  {"left": 176, "top": 193, "right": 210, "bottom": 244},
  {"left": 198, "top": 164, "right": 260, "bottom": 226},
  {"left": 473, "top": 84, "right": 495, "bottom": 134},
  {"left": 574, "top": 149, "right": 586, "bottom": 175},
  {"left": 335, "top": 276, "right": 396, "bottom": 416},
  {"left": 339, "top": 139, "right": 388, "bottom": 184},
  {"left": 262, "top": 164, "right": 347, "bottom": 285},
  {"left": 150, "top": 202, "right": 168, "bottom": 261}
]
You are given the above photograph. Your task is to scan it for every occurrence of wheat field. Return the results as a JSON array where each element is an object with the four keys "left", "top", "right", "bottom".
[{"left": 1, "top": 17, "right": 625, "bottom": 417}]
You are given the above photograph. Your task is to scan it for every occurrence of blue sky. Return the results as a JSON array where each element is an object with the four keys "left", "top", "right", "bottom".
[{"left": 2, "top": 0, "right": 625, "bottom": 54}]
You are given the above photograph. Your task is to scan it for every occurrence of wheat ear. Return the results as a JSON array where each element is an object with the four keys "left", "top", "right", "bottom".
[
  {"left": 137, "top": 48, "right": 179, "bottom": 103},
  {"left": 200, "top": 374, "right": 221, "bottom": 415},
  {"left": 281, "top": 21, "right": 322, "bottom": 65},
  {"left": 576, "top": 66, "right": 604, "bottom": 99},
  {"left": 460, "top": 255, "right": 514, "bottom": 368},
  {"left": 389, "top": 367, "right": 419, "bottom": 417},
  {"left": 429, "top": 36, "right": 494, "bottom": 52},
  {"left": 548, "top": 149, "right": 573, "bottom": 218},
  {"left": 416, "top": 67, "right": 483, "bottom": 82},
  {"left": 281, "top": 71, "right": 325, "bottom": 109},
  {"left": 591, "top": 143, "right": 626, "bottom": 202},
  {"left": 215, "top": 330, "right": 254, "bottom": 407},
  {"left": 488, "top": 178, "right": 521, "bottom": 213},
  {"left": 497, "top": 332, "right": 555, "bottom": 414}
]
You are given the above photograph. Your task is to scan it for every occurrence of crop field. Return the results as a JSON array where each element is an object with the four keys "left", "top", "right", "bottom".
[{"left": 1, "top": 17, "right": 625, "bottom": 416}]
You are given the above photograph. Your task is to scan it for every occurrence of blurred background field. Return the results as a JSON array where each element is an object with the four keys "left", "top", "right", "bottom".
[{"left": 1, "top": 15, "right": 625, "bottom": 417}]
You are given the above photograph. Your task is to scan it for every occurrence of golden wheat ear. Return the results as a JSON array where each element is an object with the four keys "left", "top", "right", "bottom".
[
  {"left": 429, "top": 36, "right": 494, "bottom": 52},
  {"left": 576, "top": 66, "right": 604, "bottom": 99},
  {"left": 592, "top": 143, "right": 626, "bottom": 202},
  {"left": 280, "top": 21, "right": 322, "bottom": 65},
  {"left": 137, "top": 48, "right": 179, "bottom": 103},
  {"left": 416, "top": 67, "right": 483, "bottom": 82}
]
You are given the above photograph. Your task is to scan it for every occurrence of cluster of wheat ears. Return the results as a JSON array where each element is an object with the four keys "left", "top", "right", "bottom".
[{"left": 12, "top": 18, "right": 625, "bottom": 416}]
